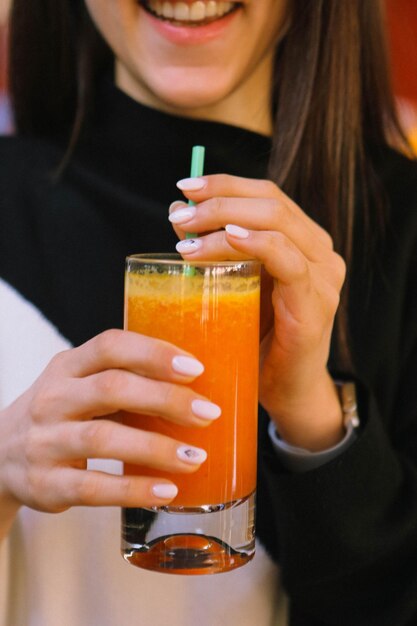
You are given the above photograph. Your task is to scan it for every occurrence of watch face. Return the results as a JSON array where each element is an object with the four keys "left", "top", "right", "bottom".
[{"left": 335, "top": 381, "right": 360, "bottom": 429}]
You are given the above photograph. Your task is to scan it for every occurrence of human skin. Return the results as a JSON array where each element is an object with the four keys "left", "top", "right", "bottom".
[
  {"left": 169, "top": 177, "right": 346, "bottom": 450},
  {"left": 83, "top": 0, "right": 345, "bottom": 447},
  {"left": 85, "top": 0, "right": 290, "bottom": 135},
  {"left": 0, "top": 331, "right": 220, "bottom": 537},
  {"left": 0, "top": 0, "right": 346, "bottom": 539}
]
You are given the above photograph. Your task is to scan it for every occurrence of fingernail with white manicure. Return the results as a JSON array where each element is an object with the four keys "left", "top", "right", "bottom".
[
  {"left": 169, "top": 206, "right": 196, "bottom": 224},
  {"left": 177, "top": 445, "right": 207, "bottom": 465},
  {"left": 152, "top": 484, "right": 178, "bottom": 500},
  {"left": 192, "top": 399, "right": 222, "bottom": 421},
  {"left": 176, "top": 239, "right": 202, "bottom": 254},
  {"left": 176, "top": 177, "right": 206, "bottom": 191},
  {"left": 172, "top": 355, "right": 204, "bottom": 377},
  {"left": 225, "top": 224, "right": 250, "bottom": 239},
  {"left": 169, "top": 200, "right": 187, "bottom": 214}
]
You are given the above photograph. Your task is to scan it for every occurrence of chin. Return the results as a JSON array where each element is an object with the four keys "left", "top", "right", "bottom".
[
  {"left": 117, "top": 57, "right": 242, "bottom": 116},
  {"left": 142, "top": 68, "right": 237, "bottom": 113},
  {"left": 154, "top": 87, "right": 231, "bottom": 112}
]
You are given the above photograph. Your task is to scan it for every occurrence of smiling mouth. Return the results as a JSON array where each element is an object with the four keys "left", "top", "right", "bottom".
[{"left": 140, "top": 1, "right": 242, "bottom": 26}]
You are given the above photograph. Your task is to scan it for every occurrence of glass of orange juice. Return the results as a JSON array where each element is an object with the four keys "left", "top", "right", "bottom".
[{"left": 121, "top": 253, "right": 261, "bottom": 575}]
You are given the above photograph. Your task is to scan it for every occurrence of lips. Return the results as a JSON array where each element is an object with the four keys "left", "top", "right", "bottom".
[{"left": 140, "top": 1, "right": 241, "bottom": 26}]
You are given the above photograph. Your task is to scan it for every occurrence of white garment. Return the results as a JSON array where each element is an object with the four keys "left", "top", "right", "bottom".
[{"left": 0, "top": 278, "right": 286, "bottom": 626}]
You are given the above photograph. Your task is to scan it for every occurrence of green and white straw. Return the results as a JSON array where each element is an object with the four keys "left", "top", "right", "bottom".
[{"left": 185, "top": 145, "right": 205, "bottom": 240}]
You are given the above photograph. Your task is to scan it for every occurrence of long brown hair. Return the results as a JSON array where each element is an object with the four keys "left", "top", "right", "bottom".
[{"left": 7, "top": 0, "right": 409, "bottom": 372}]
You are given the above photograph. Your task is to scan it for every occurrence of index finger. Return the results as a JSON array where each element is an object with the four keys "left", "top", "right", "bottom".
[
  {"left": 176, "top": 174, "right": 333, "bottom": 248},
  {"left": 53, "top": 329, "right": 204, "bottom": 382}
]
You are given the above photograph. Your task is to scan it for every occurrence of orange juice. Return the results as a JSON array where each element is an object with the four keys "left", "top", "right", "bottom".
[{"left": 123, "top": 265, "right": 260, "bottom": 507}]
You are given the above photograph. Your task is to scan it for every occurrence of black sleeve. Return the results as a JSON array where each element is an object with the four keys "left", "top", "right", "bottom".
[
  {"left": 257, "top": 321, "right": 417, "bottom": 626},
  {"left": 256, "top": 155, "right": 417, "bottom": 625},
  {"left": 258, "top": 379, "right": 417, "bottom": 626}
]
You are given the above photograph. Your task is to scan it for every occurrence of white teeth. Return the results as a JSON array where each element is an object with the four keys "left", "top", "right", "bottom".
[
  {"left": 190, "top": 1, "right": 206, "bottom": 21},
  {"left": 162, "top": 1, "right": 174, "bottom": 17},
  {"left": 147, "top": 0, "right": 236, "bottom": 21},
  {"left": 174, "top": 2, "right": 189, "bottom": 20},
  {"left": 206, "top": 1, "right": 217, "bottom": 17}
]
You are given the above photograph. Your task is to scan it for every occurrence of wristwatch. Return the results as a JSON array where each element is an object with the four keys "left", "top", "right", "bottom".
[{"left": 335, "top": 381, "right": 360, "bottom": 431}]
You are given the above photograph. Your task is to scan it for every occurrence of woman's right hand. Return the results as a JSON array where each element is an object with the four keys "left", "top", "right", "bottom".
[{"left": 0, "top": 329, "right": 220, "bottom": 516}]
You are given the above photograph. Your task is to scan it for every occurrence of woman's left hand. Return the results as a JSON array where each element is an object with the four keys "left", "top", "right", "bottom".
[{"left": 169, "top": 174, "right": 347, "bottom": 451}]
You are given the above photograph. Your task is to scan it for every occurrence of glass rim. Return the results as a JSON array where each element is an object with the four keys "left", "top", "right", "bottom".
[{"left": 126, "top": 253, "right": 261, "bottom": 268}]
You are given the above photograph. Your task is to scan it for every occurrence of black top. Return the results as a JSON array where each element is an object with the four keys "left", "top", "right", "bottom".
[{"left": 1, "top": 80, "right": 417, "bottom": 626}]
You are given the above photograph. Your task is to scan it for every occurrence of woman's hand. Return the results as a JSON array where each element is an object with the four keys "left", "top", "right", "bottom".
[
  {"left": 0, "top": 329, "right": 220, "bottom": 519},
  {"left": 169, "top": 174, "right": 347, "bottom": 451}
]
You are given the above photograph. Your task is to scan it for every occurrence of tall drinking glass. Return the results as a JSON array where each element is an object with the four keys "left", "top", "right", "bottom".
[{"left": 121, "top": 253, "right": 261, "bottom": 574}]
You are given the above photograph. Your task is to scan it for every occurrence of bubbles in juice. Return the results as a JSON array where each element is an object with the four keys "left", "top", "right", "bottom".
[{"left": 123, "top": 271, "right": 260, "bottom": 507}]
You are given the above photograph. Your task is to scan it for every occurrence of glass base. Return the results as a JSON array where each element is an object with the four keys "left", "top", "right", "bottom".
[{"left": 121, "top": 491, "right": 256, "bottom": 575}]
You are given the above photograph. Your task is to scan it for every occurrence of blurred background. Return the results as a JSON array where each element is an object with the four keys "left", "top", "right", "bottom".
[
  {"left": 0, "top": 0, "right": 11, "bottom": 134},
  {"left": 0, "top": 0, "right": 416, "bottom": 150},
  {"left": 386, "top": 0, "right": 417, "bottom": 151}
]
